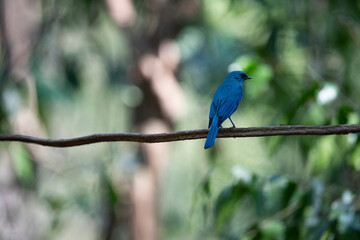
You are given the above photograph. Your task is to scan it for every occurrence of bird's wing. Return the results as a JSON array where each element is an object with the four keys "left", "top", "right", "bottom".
[
  {"left": 208, "top": 101, "right": 216, "bottom": 128},
  {"left": 216, "top": 95, "right": 242, "bottom": 124},
  {"left": 208, "top": 81, "right": 243, "bottom": 128}
]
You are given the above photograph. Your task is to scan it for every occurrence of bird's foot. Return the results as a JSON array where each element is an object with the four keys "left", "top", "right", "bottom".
[{"left": 229, "top": 117, "right": 236, "bottom": 128}]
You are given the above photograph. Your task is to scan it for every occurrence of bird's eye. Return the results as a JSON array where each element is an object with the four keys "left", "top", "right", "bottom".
[{"left": 241, "top": 73, "right": 246, "bottom": 79}]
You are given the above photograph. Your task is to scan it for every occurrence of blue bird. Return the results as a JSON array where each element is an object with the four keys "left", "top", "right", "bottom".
[{"left": 204, "top": 71, "right": 251, "bottom": 149}]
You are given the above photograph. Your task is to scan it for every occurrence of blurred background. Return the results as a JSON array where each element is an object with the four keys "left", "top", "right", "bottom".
[{"left": 0, "top": 0, "right": 360, "bottom": 239}]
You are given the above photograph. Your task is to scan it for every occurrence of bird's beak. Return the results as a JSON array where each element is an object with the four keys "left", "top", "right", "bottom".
[{"left": 246, "top": 76, "right": 252, "bottom": 80}]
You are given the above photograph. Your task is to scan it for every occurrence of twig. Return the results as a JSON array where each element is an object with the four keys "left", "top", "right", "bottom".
[{"left": 0, "top": 124, "right": 359, "bottom": 148}]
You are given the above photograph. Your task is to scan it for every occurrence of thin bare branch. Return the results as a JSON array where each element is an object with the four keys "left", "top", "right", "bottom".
[{"left": 0, "top": 124, "right": 359, "bottom": 148}]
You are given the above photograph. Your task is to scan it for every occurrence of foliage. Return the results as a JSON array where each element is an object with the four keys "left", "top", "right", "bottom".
[{"left": 0, "top": 0, "right": 360, "bottom": 239}]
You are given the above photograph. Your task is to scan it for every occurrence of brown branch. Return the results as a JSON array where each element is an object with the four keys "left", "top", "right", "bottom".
[{"left": 0, "top": 124, "right": 359, "bottom": 148}]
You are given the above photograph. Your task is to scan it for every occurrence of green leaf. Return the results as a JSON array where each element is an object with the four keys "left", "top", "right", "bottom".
[
  {"left": 261, "top": 220, "right": 285, "bottom": 240},
  {"left": 337, "top": 105, "right": 354, "bottom": 124},
  {"left": 202, "top": 176, "right": 211, "bottom": 196},
  {"left": 306, "top": 221, "right": 332, "bottom": 240},
  {"left": 10, "top": 144, "right": 34, "bottom": 184},
  {"left": 281, "top": 181, "right": 297, "bottom": 208},
  {"left": 214, "top": 181, "right": 250, "bottom": 229},
  {"left": 286, "top": 82, "right": 320, "bottom": 124}
]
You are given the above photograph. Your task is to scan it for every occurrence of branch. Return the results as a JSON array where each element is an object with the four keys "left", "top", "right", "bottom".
[{"left": 0, "top": 124, "right": 359, "bottom": 148}]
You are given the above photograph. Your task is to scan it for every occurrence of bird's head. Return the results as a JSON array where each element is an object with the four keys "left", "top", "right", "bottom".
[{"left": 227, "top": 71, "right": 251, "bottom": 83}]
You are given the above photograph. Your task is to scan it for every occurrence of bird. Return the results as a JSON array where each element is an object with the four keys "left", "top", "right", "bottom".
[{"left": 204, "top": 71, "right": 251, "bottom": 149}]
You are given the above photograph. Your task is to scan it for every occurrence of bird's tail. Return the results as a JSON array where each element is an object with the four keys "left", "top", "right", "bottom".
[{"left": 204, "top": 116, "right": 220, "bottom": 149}]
